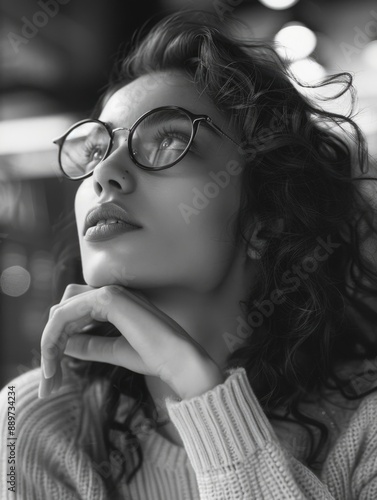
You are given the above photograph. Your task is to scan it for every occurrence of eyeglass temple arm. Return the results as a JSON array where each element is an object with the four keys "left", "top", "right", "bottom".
[
  {"left": 203, "top": 117, "right": 241, "bottom": 148},
  {"left": 53, "top": 132, "right": 68, "bottom": 146},
  {"left": 51, "top": 125, "right": 127, "bottom": 147}
]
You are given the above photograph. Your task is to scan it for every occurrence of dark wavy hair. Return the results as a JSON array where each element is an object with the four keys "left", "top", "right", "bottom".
[{"left": 51, "top": 9, "right": 377, "bottom": 497}]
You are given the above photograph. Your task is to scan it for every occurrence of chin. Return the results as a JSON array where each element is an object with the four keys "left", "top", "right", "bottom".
[
  {"left": 81, "top": 268, "right": 116, "bottom": 288},
  {"left": 81, "top": 252, "right": 139, "bottom": 289},
  {"left": 83, "top": 268, "right": 150, "bottom": 290},
  {"left": 83, "top": 274, "right": 108, "bottom": 288}
]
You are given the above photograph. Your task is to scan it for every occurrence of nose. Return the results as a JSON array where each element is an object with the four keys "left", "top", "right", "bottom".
[{"left": 91, "top": 128, "right": 135, "bottom": 197}]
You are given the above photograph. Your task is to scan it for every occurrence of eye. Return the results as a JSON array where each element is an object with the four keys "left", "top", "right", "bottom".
[
  {"left": 84, "top": 141, "right": 106, "bottom": 162},
  {"left": 92, "top": 149, "right": 104, "bottom": 161},
  {"left": 160, "top": 137, "right": 174, "bottom": 149},
  {"left": 153, "top": 130, "right": 193, "bottom": 152}
]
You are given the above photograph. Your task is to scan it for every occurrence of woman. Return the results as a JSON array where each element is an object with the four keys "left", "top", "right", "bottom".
[{"left": 1, "top": 8, "right": 377, "bottom": 500}]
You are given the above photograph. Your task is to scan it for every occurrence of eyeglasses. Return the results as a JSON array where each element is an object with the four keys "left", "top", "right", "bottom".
[{"left": 53, "top": 105, "right": 241, "bottom": 180}]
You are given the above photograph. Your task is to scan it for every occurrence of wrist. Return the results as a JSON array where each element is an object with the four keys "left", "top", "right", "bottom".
[{"left": 174, "top": 357, "right": 226, "bottom": 400}]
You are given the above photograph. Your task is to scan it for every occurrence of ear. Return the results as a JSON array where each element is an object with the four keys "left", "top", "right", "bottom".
[{"left": 246, "top": 217, "right": 284, "bottom": 260}]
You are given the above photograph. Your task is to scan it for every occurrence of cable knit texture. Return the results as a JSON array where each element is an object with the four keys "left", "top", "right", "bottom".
[{"left": 1, "top": 361, "right": 377, "bottom": 499}]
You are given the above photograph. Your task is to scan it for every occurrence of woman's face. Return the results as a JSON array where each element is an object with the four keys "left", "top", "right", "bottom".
[{"left": 74, "top": 70, "right": 247, "bottom": 292}]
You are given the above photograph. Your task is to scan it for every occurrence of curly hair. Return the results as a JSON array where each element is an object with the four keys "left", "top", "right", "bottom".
[{"left": 52, "top": 9, "right": 377, "bottom": 497}]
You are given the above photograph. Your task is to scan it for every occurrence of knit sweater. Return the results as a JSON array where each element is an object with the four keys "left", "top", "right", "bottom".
[{"left": 1, "top": 360, "right": 377, "bottom": 499}]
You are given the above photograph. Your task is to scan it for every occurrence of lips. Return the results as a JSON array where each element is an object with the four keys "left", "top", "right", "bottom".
[{"left": 84, "top": 202, "right": 142, "bottom": 235}]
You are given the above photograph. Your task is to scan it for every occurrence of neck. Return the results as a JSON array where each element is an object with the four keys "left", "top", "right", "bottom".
[{"left": 140, "top": 251, "right": 256, "bottom": 411}]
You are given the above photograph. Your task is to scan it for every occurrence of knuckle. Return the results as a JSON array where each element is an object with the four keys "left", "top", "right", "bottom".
[
  {"left": 63, "top": 282, "right": 95, "bottom": 300},
  {"left": 49, "top": 306, "right": 62, "bottom": 321},
  {"left": 58, "top": 331, "right": 68, "bottom": 346},
  {"left": 65, "top": 322, "right": 80, "bottom": 335},
  {"left": 41, "top": 342, "right": 59, "bottom": 360},
  {"left": 49, "top": 305, "right": 58, "bottom": 317},
  {"left": 97, "top": 285, "right": 119, "bottom": 305},
  {"left": 76, "top": 301, "right": 91, "bottom": 316},
  {"left": 61, "top": 283, "right": 80, "bottom": 301}
]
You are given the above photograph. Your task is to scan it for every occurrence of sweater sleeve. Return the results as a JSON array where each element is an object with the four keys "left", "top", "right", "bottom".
[
  {"left": 0, "top": 367, "right": 108, "bottom": 500},
  {"left": 165, "top": 366, "right": 335, "bottom": 499}
]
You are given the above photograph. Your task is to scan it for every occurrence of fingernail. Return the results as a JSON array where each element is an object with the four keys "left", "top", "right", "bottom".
[
  {"left": 38, "top": 382, "right": 47, "bottom": 399},
  {"left": 51, "top": 378, "right": 62, "bottom": 394},
  {"left": 42, "top": 357, "right": 55, "bottom": 379}
]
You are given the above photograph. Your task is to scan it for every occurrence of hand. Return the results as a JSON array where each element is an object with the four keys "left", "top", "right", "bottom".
[{"left": 39, "top": 284, "right": 224, "bottom": 399}]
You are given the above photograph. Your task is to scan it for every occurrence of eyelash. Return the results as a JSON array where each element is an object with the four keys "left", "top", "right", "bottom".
[
  {"left": 153, "top": 127, "right": 198, "bottom": 153},
  {"left": 84, "top": 140, "right": 101, "bottom": 158}
]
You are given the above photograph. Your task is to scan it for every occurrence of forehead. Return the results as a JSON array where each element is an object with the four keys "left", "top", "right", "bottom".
[{"left": 99, "top": 71, "right": 229, "bottom": 128}]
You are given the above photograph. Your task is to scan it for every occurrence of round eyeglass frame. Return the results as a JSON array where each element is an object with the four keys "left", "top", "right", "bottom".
[{"left": 53, "top": 105, "right": 242, "bottom": 181}]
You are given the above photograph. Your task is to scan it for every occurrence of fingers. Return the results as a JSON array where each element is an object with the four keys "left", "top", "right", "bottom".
[
  {"left": 39, "top": 284, "right": 168, "bottom": 399},
  {"left": 38, "top": 372, "right": 55, "bottom": 398},
  {"left": 50, "top": 362, "right": 63, "bottom": 393},
  {"left": 38, "top": 359, "right": 63, "bottom": 398},
  {"left": 49, "top": 284, "right": 96, "bottom": 320},
  {"left": 64, "top": 334, "right": 147, "bottom": 374},
  {"left": 39, "top": 284, "right": 113, "bottom": 399},
  {"left": 42, "top": 289, "right": 99, "bottom": 379},
  {"left": 61, "top": 283, "right": 96, "bottom": 302},
  {"left": 41, "top": 311, "right": 93, "bottom": 379},
  {"left": 41, "top": 286, "right": 121, "bottom": 381}
]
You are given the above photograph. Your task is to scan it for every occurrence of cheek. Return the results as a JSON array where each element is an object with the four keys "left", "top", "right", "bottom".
[
  {"left": 153, "top": 169, "right": 242, "bottom": 253},
  {"left": 72, "top": 159, "right": 244, "bottom": 290},
  {"left": 137, "top": 175, "right": 242, "bottom": 291},
  {"left": 191, "top": 179, "right": 241, "bottom": 252},
  {"left": 148, "top": 150, "right": 243, "bottom": 247}
]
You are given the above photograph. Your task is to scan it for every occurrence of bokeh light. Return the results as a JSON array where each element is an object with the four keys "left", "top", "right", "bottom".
[
  {"left": 289, "top": 58, "right": 327, "bottom": 84},
  {"left": 275, "top": 23, "right": 317, "bottom": 61},
  {"left": 259, "top": 0, "right": 299, "bottom": 10},
  {"left": 0, "top": 265, "right": 31, "bottom": 297}
]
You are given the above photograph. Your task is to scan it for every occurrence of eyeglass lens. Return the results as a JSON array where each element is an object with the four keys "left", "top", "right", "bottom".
[{"left": 59, "top": 108, "right": 194, "bottom": 178}]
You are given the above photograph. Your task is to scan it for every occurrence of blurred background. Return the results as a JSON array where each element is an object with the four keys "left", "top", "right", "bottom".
[{"left": 1, "top": 0, "right": 376, "bottom": 387}]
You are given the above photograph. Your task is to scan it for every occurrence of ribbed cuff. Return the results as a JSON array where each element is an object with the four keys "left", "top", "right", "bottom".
[{"left": 165, "top": 366, "right": 277, "bottom": 472}]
